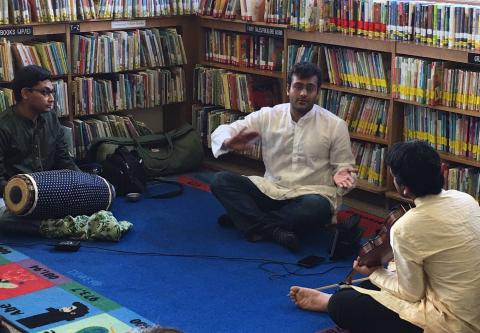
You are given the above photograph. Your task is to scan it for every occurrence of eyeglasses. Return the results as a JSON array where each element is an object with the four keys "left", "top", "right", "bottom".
[
  {"left": 27, "top": 88, "right": 56, "bottom": 97},
  {"left": 291, "top": 83, "right": 318, "bottom": 93}
]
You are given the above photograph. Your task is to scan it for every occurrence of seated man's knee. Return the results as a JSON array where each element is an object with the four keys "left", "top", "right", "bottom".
[
  {"left": 210, "top": 171, "right": 237, "bottom": 194},
  {"left": 297, "top": 195, "right": 332, "bottom": 222}
]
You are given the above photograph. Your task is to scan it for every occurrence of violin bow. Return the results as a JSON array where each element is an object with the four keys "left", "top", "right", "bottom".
[{"left": 315, "top": 277, "right": 370, "bottom": 291}]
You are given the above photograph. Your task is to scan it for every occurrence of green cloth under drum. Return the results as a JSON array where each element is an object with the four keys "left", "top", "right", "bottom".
[{"left": 40, "top": 210, "right": 133, "bottom": 241}]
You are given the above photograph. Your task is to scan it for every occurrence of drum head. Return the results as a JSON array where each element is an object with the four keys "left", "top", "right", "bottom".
[{"left": 4, "top": 176, "right": 32, "bottom": 215}]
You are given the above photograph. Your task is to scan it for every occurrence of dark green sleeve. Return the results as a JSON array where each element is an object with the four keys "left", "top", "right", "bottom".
[
  {"left": 53, "top": 116, "right": 80, "bottom": 171},
  {"left": 0, "top": 127, "right": 9, "bottom": 196}
]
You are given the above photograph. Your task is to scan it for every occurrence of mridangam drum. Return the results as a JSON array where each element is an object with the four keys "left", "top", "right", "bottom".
[{"left": 3, "top": 170, "right": 115, "bottom": 219}]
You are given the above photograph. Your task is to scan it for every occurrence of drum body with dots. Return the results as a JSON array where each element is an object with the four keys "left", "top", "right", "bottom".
[{"left": 3, "top": 170, "right": 115, "bottom": 219}]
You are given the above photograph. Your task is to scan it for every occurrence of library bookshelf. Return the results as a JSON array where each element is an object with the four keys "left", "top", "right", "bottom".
[
  {"left": 193, "top": 16, "right": 480, "bottom": 204},
  {"left": 0, "top": 16, "right": 197, "bottom": 159}
]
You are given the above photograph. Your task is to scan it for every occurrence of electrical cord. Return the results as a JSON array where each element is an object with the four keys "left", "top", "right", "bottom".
[{"left": 0, "top": 241, "right": 351, "bottom": 279}]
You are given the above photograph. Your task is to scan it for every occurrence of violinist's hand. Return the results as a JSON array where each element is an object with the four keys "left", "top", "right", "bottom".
[
  {"left": 224, "top": 128, "right": 260, "bottom": 151},
  {"left": 333, "top": 166, "right": 358, "bottom": 189},
  {"left": 353, "top": 258, "right": 382, "bottom": 276}
]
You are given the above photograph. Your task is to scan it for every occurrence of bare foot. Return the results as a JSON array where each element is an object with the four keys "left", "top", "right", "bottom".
[{"left": 289, "top": 286, "right": 332, "bottom": 312}]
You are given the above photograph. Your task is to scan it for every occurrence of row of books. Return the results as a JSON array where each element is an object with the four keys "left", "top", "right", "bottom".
[
  {"left": 191, "top": 104, "right": 262, "bottom": 160},
  {"left": 62, "top": 114, "right": 153, "bottom": 159},
  {"left": 324, "top": 46, "right": 389, "bottom": 93},
  {"left": 393, "top": 56, "right": 480, "bottom": 111},
  {"left": 199, "top": 0, "right": 264, "bottom": 22},
  {"left": 204, "top": 29, "right": 283, "bottom": 71},
  {"left": 12, "top": 41, "right": 68, "bottom": 76},
  {"left": 403, "top": 105, "right": 480, "bottom": 161},
  {"left": 351, "top": 140, "right": 387, "bottom": 187},
  {"left": 72, "top": 28, "right": 186, "bottom": 74},
  {"left": 287, "top": 44, "right": 321, "bottom": 72},
  {"left": 320, "top": 90, "right": 388, "bottom": 138},
  {"left": 327, "top": 1, "right": 480, "bottom": 50},
  {"left": 199, "top": 0, "right": 480, "bottom": 52},
  {"left": 392, "top": 56, "right": 442, "bottom": 106},
  {"left": 194, "top": 65, "right": 281, "bottom": 113},
  {"left": 0, "top": 39, "right": 67, "bottom": 81},
  {"left": 0, "top": 0, "right": 199, "bottom": 23},
  {"left": 72, "top": 67, "right": 185, "bottom": 115},
  {"left": 443, "top": 164, "right": 480, "bottom": 201},
  {"left": 95, "top": 0, "right": 199, "bottom": 18}
]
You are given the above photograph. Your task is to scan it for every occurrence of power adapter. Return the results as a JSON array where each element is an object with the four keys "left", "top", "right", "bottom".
[{"left": 54, "top": 240, "right": 81, "bottom": 252}]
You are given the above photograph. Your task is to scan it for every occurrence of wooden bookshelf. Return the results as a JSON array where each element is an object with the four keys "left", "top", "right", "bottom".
[
  {"left": 321, "top": 83, "right": 391, "bottom": 100},
  {"left": 357, "top": 179, "right": 388, "bottom": 194},
  {"left": 437, "top": 152, "right": 480, "bottom": 168},
  {"left": 350, "top": 133, "right": 388, "bottom": 145},
  {"left": 287, "top": 30, "right": 395, "bottom": 53},
  {"left": 199, "top": 60, "right": 284, "bottom": 79},
  {"left": 396, "top": 41, "right": 480, "bottom": 64},
  {"left": 395, "top": 98, "right": 480, "bottom": 118}
]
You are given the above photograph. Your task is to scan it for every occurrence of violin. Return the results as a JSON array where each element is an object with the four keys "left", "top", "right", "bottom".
[
  {"left": 341, "top": 205, "right": 410, "bottom": 284},
  {"left": 315, "top": 205, "right": 412, "bottom": 291}
]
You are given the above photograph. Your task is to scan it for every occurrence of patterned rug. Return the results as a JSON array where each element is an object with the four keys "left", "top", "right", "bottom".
[{"left": 0, "top": 245, "right": 154, "bottom": 332}]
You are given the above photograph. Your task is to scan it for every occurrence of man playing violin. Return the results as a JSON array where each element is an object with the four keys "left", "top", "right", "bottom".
[{"left": 289, "top": 140, "right": 480, "bottom": 333}]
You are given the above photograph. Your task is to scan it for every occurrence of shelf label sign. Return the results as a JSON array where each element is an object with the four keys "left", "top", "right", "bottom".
[
  {"left": 111, "top": 20, "right": 146, "bottom": 29},
  {"left": 0, "top": 26, "right": 33, "bottom": 37},
  {"left": 468, "top": 53, "right": 480, "bottom": 65},
  {"left": 245, "top": 24, "right": 284, "bottom": 37},
  {"left": 70, "top": 24, "right": 80, "bottom": 33}
]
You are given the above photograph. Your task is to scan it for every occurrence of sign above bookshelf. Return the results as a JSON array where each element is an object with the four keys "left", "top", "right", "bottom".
[
  {"left": 0, "top": 26, "right": 33, "bottom": 37},
  {"left": 245, "top": 24, "right": 283, "bottom": 37}
]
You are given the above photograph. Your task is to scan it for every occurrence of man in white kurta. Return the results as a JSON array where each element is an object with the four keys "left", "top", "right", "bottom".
[
  {"left": 210, "top": 62, "right": 356, "bottom": 251},
  {"left": 289, "top": 140, "right": 480, "bottom": 333}
]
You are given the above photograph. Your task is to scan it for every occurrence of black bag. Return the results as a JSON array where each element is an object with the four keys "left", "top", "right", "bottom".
[
  {"left": 102, "top": 146, "right": 146, "bottom": 196},
  {"left": 328, "top": 214, "right": 363, "bottom": 260},
  {"left": 101, "top": 146, "right": 183, "bottom": 198}
]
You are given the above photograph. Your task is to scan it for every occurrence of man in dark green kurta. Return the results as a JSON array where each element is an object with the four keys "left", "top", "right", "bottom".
[
  {"left": 0, "top": 65, "right": 79, "bottom": 233},
  {"left": 0, "top": 65, "right": 79, "bottom": 196}
]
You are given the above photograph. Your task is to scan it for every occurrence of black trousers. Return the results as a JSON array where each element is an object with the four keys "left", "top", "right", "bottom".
[
  {"left": 327, "top": 281, "right": 423, "bottom": 333},
  {"left": 210, "top": 171, "right": 332, "bottom": 235}
]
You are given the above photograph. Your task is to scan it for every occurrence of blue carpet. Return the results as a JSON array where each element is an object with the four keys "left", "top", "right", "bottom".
[{"left": 2, "top": 177, "right": 355, "bottom": 333}]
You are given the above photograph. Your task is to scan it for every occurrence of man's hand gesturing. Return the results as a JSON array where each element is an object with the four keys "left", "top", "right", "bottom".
[
  {"left": 333, "top": 166, "right": 357, "bottom": 189},
  {"left": 224, "top": 128, "right": 260, "bottom": 151}
]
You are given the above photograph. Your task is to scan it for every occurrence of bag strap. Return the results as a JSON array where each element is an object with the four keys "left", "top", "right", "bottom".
[{"left": 143, "top": 177, "right": 183, "bottom": 199}]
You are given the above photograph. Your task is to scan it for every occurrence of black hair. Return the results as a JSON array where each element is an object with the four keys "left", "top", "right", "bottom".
[
  {"left": 386, "top": 140, "right": 443, "bottom": 197},
  {"left": 68, "top": 302, "right": 89, "bottom": 318},
  {"left": 287, "top": 62, "right": 322, "bottom": 89},
  {"left": 12, "top": 65, "right": 52, "bottom": 101}
]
